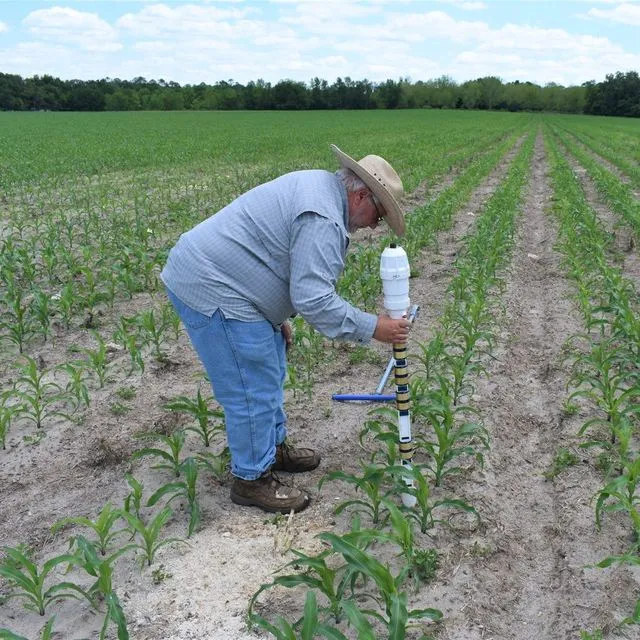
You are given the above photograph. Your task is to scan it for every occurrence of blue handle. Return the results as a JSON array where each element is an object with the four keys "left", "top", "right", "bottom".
[{"left": 332, "top": 393, "right": 396, "bottom": 403}]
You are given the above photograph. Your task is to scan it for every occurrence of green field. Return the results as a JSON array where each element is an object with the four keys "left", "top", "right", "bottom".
[{"left": 1, "top": 110, "right": 639, "bottom": 640}]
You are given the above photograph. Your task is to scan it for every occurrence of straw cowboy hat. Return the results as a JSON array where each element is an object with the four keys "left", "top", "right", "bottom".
[{"left": 331, "top": 144, "right": 405, "bottom": 236}]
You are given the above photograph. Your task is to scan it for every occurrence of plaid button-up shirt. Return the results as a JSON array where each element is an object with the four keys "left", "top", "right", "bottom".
[{"left": 161, "top": 169, "right": 377, "bottom": 343}]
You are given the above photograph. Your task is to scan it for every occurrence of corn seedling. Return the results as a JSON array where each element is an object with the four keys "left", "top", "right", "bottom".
[
  {"left": 379, "top": 499, "right": 439, "bottom": 590},
  {"left": 0, "top": 617, "right": 56, "bottom": 640},
  {"left": 118, "top": 506, "right": 185, "bottom": 567},
  {"left": 57, "top": 361, "right": 91, "bottom": 409},
  {"left": 319, "top": 463, "right": 392, "bottom": 525},
  {"left": 131, "top": 429, "right": 187, "bottom": 477},
  {"left": 0, "top": 288, "right": 35, "bottom": 354},
  {"left": 196, "top": 446, "right": 231, "bottom": 482},
  {"left": 80, "top": 332, "right": 111, "bottom": 388},
  {"left": 136, "top": 309, "right": 170, "bottom": 362},
  {"left": 595, "top": 457, "right": 640, "bottom": 538},
  {"left": 146, "top": 457, "right": 201, "bottom": 537},
  {"left": 11, "top": 356, "right": 74, "bottom": 430},
  {"left": 123, "top": 473, "right": 144, "bottom": 520},
  {"left": 163, "top": 389, "right": 225, "bottom": 447},
  {"left": 319, "top": 532, "right": 443, "bottom": 632},
  {"left": 388, "top": 464, "right": 478, "bottom": 535},
  {"left": 112, "top": 316, "right": 145, "bottom": 374},
  {"left": 0, "top": 546, "right": 91, "bottom": 616},
  {"left": 412, "top": 376, "right": 488, "bottom": 487},
  {"left": 73, "top": 536, "right": 130, "bottom": 640},
  {"left": 51, "top": 502, "right": 129, "bottom": 556},
  {"left": 0, "top": 394, "right": 22, "bottom": 450},
  {"left": 289, "top": 316, "right": 326, "bottom": 400},
  {"left": 29, "top": 290, "right": 53, "bottom": 343},
  {"left": 250, "top": 590, "right": 352, "bottom": 640},
  {"left": 249, "top": 547, "right": 361, "bottom": 626}
]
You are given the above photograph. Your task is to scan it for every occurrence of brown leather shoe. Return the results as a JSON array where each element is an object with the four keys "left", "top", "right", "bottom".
[
  {"left": 230, "top": 470, "right": 310, "bottom": 513},
  {"left": 273, "top": 442, "right": 321, "bottom": 473}
]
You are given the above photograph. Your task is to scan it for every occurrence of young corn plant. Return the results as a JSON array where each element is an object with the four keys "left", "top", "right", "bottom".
[
  {"left": 0, "top": 394, "right": 22, "bottom": 450},
  {"left": 195, "top": 446, "right": 231, "bottom": 483},
  {"left": 595, "top": 456, "right": 640, "bottom": 540},
  {"left": 112, "top": 316, "right": 145, "bottom": 375},
  {"left": 123, "top": 473, "right": 145, "bottom": 520},
  {"left": 319, "top": 532, "right": 443, "bottom": 633},
  {"left": 0, "top": 546, "right": 91, "bottom": 616},
  {"left": 249, "top": 546, "right": 361, "bottom": 627},
  {"left": 388, "top": 463, "right": 478, "bottom": 535},
  {"left": 0, "top": 617, "right": 56, "bottom": 640},
  {"left": 0, "top": 288, "right": 35, "bottom": 354},
  {"left": 11, "top": 356, "right": 74, "bottom": 430},
  {"left": 136, "top": 309, "right": 171, "bottom": 362},
  {"left": 146, "top": 457, "right": 201, "bottom": 537},
  {"left": 163, "top": 389, "right": 225, "bottom": 447},
  {"left": 289, "top": 316, "right": 326, "bottom": 400},
  {"left": 73, "top": 536, "right": 130, "bottom": 640},
  {"left": 412, "top": 375, "right": 489, "bottom": 487},
  {"left": 51, "top": 502, "right": 129, "bottom": 557},
  {"left": 319, "top": 462, "right": 392, "bottom": 526},
  {"left": 57, "top": 361, "right": 91, "bottom": 410},
  {"left": 29, "top": 289, "right": 53, "bottom": 343},
  {"left": 249, "top": 590, "right": 351, "bottom": 640},
  {"left": 131, "top": 429, "right": 187, "bottom": 477},
  {"left": 80, "top": 332, "right": 112, "bottom": 388},
  {"left": 118, "top": 506, "right": 185, "bottom": 567}
]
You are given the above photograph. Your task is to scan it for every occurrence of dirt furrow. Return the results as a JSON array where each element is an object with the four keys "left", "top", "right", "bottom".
[
  {"left": 560, "top": 145, "right": 640, "bottom": 285},
  {"left": 428, "top": 130, "right": 640, "bottom": 640},
  {"left": 425, "top": 132, "right": 579, "bottom": 638}
]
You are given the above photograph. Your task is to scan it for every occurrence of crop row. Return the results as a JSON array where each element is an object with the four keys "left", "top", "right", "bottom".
[
  {"left": 545, "top": 128, "right": 640, "bottom": 638},
  {"left": 549, "top": 125, "right": 640, "bottom": 241},
  {"left": 248, "top": 131, "right": 536, "bottom": 637}
]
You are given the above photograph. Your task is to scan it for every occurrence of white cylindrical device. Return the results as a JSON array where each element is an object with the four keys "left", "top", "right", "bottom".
[
  {"left": 380, "top": 243, "right": 416, "bottom": 508},
  {"left": 380, "top": 244, "right": 410, "bottom": 319}
]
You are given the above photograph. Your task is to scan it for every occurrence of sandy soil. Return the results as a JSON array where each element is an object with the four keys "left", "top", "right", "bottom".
[{"left": 1, "top": 132, "right": 639, "bottom": 640}]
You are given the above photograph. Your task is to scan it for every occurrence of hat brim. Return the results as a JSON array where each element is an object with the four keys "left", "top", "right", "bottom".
[{"left": 331, "top": 145, "right": 405, "bottom": 236}]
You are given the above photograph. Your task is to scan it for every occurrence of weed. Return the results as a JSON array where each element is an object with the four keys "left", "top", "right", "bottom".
[
  {"left": 561, "top": 399, "right": 579, "bottom": 416},
  {"left": 116, "top": 386, "right": 137, "bottom": 401},
  {"left": 109, "top": 402, "right": 131, "bottom": 416},
  {"left": 544, "top": 448, "right": 580, "bottom": 480},
  {"left": 151, "top": 565, "right": 173, "bottom": 585}
]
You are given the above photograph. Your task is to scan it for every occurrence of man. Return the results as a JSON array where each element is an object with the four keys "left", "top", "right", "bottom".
[{"left": 161, "top": 144, "right": 411, "bottom": 514}]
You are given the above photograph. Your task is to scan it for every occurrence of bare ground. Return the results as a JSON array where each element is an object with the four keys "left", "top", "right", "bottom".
[{"left": 1, "top": 132, "right": 639, "bottom": 640}]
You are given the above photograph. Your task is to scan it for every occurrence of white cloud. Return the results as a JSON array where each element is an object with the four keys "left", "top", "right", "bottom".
[
  {"left": 0, "top": 41, "right": 116, "bottom": 79},
  {"left": 0, "top": 22, "right": 8, "bottom": 34},
  {"left": 116, "top": 3, "right": 256, "bottom": 37},
  {"left": 437, "top": 0, "right": 487, "bottom": 10},
  {"left": 23, "top": 7, "right": 121, "bottom": 52},
  {"left": 588, "top": 3, "right": 640, "bottom": 25}
]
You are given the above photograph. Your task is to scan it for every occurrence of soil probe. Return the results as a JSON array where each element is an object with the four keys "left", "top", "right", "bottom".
[{"left": 380, "top": 244, "right": 416, "bottom": 507}]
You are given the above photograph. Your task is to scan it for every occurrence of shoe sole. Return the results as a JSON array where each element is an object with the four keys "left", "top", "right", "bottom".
[{"left": 230, "top": 492, "right": 311, "bottom": 514}]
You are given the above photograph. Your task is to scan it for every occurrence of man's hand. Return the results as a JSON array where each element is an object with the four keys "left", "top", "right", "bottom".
[
  {"left": 281, "top": 321, "right": 293, "bottom": 351},
  {"left": 373, "top": 315, "right": 411, "bottom": 344}
]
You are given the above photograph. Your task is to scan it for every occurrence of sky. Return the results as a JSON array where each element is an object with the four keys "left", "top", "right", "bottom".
[{"left": 0, "top": 0, "right": 639, "bottom": 87}]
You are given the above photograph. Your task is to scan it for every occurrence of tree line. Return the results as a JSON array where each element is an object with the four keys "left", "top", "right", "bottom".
[{"left": 0, "top": 71, "right": 637, "bottom": 116}]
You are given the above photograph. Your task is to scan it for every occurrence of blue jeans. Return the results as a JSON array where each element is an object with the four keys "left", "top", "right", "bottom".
[{"left": 166, "top": 288, "right": 287, "bottom": 480}]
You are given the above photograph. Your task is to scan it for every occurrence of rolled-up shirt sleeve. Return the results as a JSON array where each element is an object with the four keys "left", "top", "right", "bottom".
[{"left": 289, "top": 212, "right": 377, "bottom": 343}]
